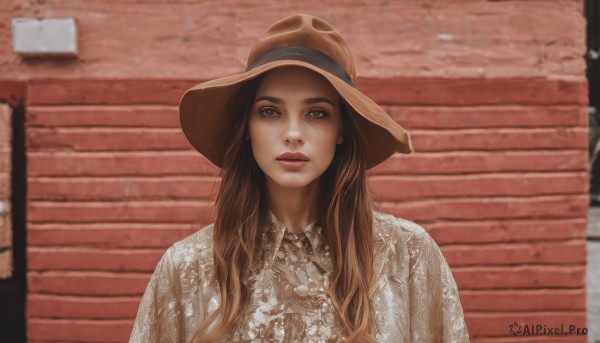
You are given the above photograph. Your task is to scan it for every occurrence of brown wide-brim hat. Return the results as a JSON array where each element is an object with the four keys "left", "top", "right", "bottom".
[{"left": 179, "top": 13, "right": 414, "bottom": 170}]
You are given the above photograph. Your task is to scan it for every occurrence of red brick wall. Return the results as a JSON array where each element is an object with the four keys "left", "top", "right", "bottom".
[{"left": 0, "top": 0, "right": 589, "bottom": 342}]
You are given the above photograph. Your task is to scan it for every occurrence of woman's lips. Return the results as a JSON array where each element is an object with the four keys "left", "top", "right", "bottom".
[
  {"left": 276, "top": 152, "right": 309, "bottom": 169},
  {"left": 278, "top": 159, "right": 308, "bottom": 169},
  {"left": 277, "top": 151, "right": 309, "bottom": 161}
]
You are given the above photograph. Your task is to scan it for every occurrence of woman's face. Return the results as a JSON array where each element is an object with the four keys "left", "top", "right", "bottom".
[{"left": 248, "top": 66, "right": 343, "bottom": 190}]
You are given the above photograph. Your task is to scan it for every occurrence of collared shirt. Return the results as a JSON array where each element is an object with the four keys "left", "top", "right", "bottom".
[{"left": 129, "top": 211, "right": 470, "bottom": 342}]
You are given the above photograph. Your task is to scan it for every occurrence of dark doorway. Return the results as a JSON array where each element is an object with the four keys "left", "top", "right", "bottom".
[
  {"left": 587, "top": 0, "right": 600, "bottom": 205},
  {"left": 0, "top": 102, "right": 27, "bottom": 342}
]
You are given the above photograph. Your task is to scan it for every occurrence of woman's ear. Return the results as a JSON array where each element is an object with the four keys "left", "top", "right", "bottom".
[{"left": 336, "top": 132, "right": 343, "bottom": 145}]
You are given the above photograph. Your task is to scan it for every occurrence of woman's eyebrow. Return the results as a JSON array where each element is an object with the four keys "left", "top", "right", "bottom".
[
  {"left": 254, "top": 96, "right": 336, "bottom": 107},
  {"left": 303, "top": 97, "right": 336, "bottom": 107}
]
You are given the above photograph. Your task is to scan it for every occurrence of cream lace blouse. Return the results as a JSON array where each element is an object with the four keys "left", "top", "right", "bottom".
[{"left": 129, "top": 211, "right": 470, "bottom": 342}]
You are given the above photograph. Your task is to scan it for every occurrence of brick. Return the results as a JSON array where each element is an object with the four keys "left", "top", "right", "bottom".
[
  {"left": 460, "top": 289, "right": 586, "bottom": 312},
  {"left": 27, "top": 294, "right": 139, "bottom": 319},
  {"left": 503, "top": 7, "right": 584, "bottom": 42},
  {"left": 0, "top": 172, "right": 12, "bottom": 194},
  {"left": 370, "top": 172, "right": 588, "bottom": 201},
  {"left": 28, "top": 151, "right": 220, "bottom": 177},
  {"left": 25, "top": 78, "right": 587, "bottom": 106},
  {"left": 0, "top": 108, "right": 11, "bottom": 152},
  {"left": 0, "top": 211, "right": 12, "bottom": 245},
  {"left": 25, "top": 104, "right": 588, "bottom": 130},
  {"left": 0, "top": 80, "right": 25, "bottom": 106},
  {"left": 453, "top": 265, "right": 585, "bottom": 290},
  {"left": 26, "top": 218, "right": 586, "bottom": 249},
  {"left": 28, "top": 176, "right": 220, "bottom": 201},
  {"left": 27, "top": 195, "right": 588, "bottom": 225},
  {"left": 28, "top": 173, "right": 585, "bottom": 202},
  {"left": 26, "top": 79, "right": 194, "bottom": 106},
  {"left": 440, "top": 240, "right": 586, "bottom": 266},
  {"left": 24, "top": 265, "right": 587, "bottom": 298},
  {"left": 357, "top": 77, "right": 587, "bottom": 106},
  {"left": 27, "top": 271, "right": 151, "bottom": 296},
  {"left": 386, "top": 105, "right": 588, "bottom": 129},
  {"left": 27, "top": 127, "right": 189, "bottom": 152},
  {"left": 0, "top": 249, "right": 12, "bottom": 279},
  {"left": 26, "top": 105, "right": 179, "bottom": 128},
  {"left": 0, "top": 173, "right": 9, "bottom": 197},
  {"left": 428, "top": 218, "right": 586, "bottom": 245},
  {"left": 28, "top": 223, "right": 199, "bottom": 249},
  {"left": 369, "top": 150, "right": 587, "bottom": 175},
  {"left": 0, "top": 103, "right": 11, "bottom": 145},
  {"left": 12, "top": 238, "right": 566, "bottom": 272},
  {"left": 409, "top": 127, "right": 588, "bottom": 151},
  {"left": 25, "top": 127, "right": 589, "bottom": 152},
  {"left": 376, "top": 194, "right": 589, "bottom": 222},
  {"left": 0, "top": 147, "right": 10, "bottom": 173},
  {"left": 28, "top": 318, "right": 133, "bottom": 342},
  {"left": 27, "top": 200, "right": 215, "bottom": 224},
  {"left": 27, "top": 150, "right": 587, "bottom": 178},
  {"left": 28, "top": 247, "right": 164, "bottom": 272},
  {"left": 464, "top": 312, "right": 587, "bottom": 339},
  {"left": 27, "top": 194, "right": 589, "bottom": 224}
]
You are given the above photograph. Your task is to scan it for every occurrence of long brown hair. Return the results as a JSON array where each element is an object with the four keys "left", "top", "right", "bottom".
[{"left": 190, "top": 69, "right": 378, "bottom": 343}]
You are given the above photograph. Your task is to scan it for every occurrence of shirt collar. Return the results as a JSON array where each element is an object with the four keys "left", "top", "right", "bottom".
[
  {"left": 266, "top": 210, "right": 324, "bottom": 253},
  {"left": 252, "top": 210, "right": 326, "bottom": 276}
]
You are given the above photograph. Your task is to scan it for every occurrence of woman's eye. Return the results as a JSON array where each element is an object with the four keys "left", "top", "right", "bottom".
[
  {"left": 308, "top": 108, "right": 328, "bottom": 118},
  {"left": 259, "top": 107, "right": 278, "bottom": 117}
]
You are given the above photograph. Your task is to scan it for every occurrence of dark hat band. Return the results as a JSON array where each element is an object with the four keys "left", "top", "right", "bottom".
[{"left": 245, "top": 46, "right": 355, "bottom": 87}]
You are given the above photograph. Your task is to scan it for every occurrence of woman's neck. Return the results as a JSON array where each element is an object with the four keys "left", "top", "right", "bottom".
[{"left": 266, "top": 178, "right": 319, "bottom": 234}]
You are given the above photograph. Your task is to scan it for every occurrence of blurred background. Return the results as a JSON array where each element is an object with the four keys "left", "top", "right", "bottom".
[{"left": 0, "top": 0, "right": 596, "bottom": 342}]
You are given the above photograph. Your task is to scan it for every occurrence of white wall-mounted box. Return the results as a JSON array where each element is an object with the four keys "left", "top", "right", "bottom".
[{"left": 12, "top": 18, "right": 78, "bottom": 58}]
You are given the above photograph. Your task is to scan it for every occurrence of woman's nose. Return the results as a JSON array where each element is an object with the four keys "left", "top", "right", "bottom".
[{"left": 282, "top": 115, "right": 304, "bottom": 143}]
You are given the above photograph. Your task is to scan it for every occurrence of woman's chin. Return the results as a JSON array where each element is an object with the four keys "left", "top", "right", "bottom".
[{"left": 267, "top": 175, "right": 319, "bottom": 190}]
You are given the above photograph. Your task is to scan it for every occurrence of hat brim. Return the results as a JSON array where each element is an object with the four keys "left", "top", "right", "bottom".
[{"left": 179, "top": 60, "right": 414, "bottom": 170}]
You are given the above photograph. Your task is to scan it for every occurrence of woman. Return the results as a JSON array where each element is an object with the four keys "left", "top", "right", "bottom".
[{"left": 130, "top": 14, "right": 469, "bottom": 343}]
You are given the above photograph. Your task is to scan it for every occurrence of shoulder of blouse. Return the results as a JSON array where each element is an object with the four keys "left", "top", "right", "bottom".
[
  {"left": 372, "top": 214, "right": 469, "bottom": 342},
  {"left": 172, "top": 223, "right": 215, "bottom": 248},
  {"left": 372, "top": 210, "right": 432, "bottom": 246},
  {"left": 372, "top": 210, "right": 444, "bottom": 273},
  {"left": 159, "top": 223, "right": 215, "bottom": 272}
]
